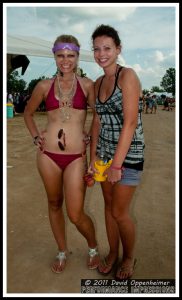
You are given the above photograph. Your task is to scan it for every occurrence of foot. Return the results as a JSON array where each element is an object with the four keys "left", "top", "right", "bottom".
[
  {"left": 98, "top": 256, "right": 118, "bottom": 275},
  {"left": 87, "top": 247, "right": 100, "bottom": 270},
  {"left": 51, "top": 251, "right": 67, "bottom": 274},
  {"left": 115, "top": 258, "right": 137, "bottom": 280}
]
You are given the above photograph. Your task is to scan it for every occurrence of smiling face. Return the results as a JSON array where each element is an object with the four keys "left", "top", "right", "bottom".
[
  {"left": 93, "top": 35, "right": 121, "bottom": 68},
  {"left": 54, "top": 49, "right": 78, "bottom": 74}
]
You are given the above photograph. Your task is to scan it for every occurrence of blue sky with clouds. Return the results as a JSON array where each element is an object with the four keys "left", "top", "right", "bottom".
[{"left": 5, "top": 3, "right": 178, "bottom": 90}]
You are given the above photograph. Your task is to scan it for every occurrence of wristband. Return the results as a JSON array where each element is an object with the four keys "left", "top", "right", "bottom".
[
  {"left": 110, "top": 165, "right": 122, "bottom": 170},
  {"left": 33, "top": 136, "right": 39, "bottom": 145}
]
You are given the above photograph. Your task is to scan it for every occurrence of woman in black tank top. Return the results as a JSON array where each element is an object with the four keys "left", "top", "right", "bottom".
[{"left": 90, "top": 24, "right": 145, "bottom": 279}]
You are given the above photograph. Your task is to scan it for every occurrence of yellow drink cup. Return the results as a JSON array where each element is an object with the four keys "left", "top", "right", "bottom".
[{"left": 93, "top": 160, "right": 112, "bottom": 182}]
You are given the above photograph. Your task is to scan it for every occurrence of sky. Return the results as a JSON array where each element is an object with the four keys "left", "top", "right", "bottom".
[
  {"left": 3, "top": 4, "right": 179, "bottom": 297},
  {"left": 5, "top": 3, "right": 178, "bottom": 91}
]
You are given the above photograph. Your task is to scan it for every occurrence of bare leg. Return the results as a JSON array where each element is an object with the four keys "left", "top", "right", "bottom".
[
  {"left": 112, "top": 184, "right": 137, "bottom": 279},
  {"left": 97, "top": 182, "right": 119, "bottom": 274},
  {"left": 64, "top": 158, "right": 100, "bottom": 269},
  {"left": 102, "top": 182, "right": 120, "bottom": 257},
  {"left": 37, "top": 152, "right": 67, "bottom": 272}
]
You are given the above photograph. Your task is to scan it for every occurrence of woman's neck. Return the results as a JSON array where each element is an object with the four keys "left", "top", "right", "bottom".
[
  {"left": 58, "top": 72, "right": 75, "bottom": 81},
  {"left": 103, "top": 63, "right": 118, "bottom": 78}
]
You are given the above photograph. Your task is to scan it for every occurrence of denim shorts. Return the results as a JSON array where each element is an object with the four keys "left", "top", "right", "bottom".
[{"left": 118, "top": 167, "right": 142, "bottom": 186}]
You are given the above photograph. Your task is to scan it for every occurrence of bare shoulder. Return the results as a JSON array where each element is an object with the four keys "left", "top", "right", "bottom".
[
  {"left": 120, "top": 66, "right": 138, "bottom": 79},
  {"left": 94, "top": 75, "right": 103, "bottom": 89},
  {"left": 119, "top": 67, "right": 139, "bottom": 85},
  {"left": 78, "top": 76, "right": 94, "bottom": 88},
  {"left": 30, "top": 78, "right": 54, "bottom": 101},
  {"left": 77, "top": 76, "right": 94, "bottom": 97},
  {"left": 36, "top": 78, "right": 53, "bottom": 90}
]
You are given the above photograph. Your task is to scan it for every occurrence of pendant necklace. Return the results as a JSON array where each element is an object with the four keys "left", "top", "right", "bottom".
[{"left": 57, "top": 73, "right": 76, "bottom": 122}]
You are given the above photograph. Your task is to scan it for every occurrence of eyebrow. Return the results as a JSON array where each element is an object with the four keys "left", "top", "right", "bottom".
[
  {"left": 93, "top": 44, "right": 112, "bottom": 48},
  {"left": 57, "top": 53, "right": 76, "bottom": 57}
]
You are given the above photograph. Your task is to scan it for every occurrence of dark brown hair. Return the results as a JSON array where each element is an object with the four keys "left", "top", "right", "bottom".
[{"left": 91, "top": 24, "right": 121, "bottom": 47}]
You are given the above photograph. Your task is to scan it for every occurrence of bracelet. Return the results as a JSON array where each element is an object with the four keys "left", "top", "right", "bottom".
[
  {"left": 110, "top": 165, "right": 122, "bottom": 170},
  {"left": 33, "top": 136, "right": 39, "bottom": 145}
]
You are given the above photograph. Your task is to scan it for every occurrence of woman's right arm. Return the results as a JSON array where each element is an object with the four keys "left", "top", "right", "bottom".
[{"left": 24, "top": 80, "right": 46, "bottom": 142}]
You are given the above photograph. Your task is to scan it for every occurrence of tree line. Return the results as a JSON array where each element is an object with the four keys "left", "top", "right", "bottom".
[{"left": 7, "top": 67, "right": 176, "bottom": 99}]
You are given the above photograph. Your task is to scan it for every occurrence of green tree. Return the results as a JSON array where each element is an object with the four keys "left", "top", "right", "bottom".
[
  {"left": 150, "top": 86, "right": 164, "bottom": 93},
  {"left": 160, "top": 68, "right": 175, "bottom": 97},
  {"left": 7, "top": 70, "right": 26, "bottom": 94},
  {"left": 142, "top": 89, "right": 150, "bottom": 96}
]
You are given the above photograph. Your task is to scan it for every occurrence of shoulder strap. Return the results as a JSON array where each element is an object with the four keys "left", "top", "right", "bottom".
[
  {"left": 115, "top": 66, "right": 123, "bottom": 82},
  {"left": 98, "top": 76, "right": 104, "bottom": 96},
  {"left": 115, "top": 66, "right": 123, "bottom": 90}
]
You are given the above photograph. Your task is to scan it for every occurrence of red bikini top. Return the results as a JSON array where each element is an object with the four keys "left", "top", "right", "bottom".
[{"left": 45, "top": 77, "right": 87, "bottom": 111}]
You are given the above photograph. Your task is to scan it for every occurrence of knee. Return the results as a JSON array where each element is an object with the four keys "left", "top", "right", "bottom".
[
  {"left": 111, "top": 208, "right": 129, "bottom": 224},
  {"left": 68, "top": 211, "right": 83, "bottom": 225},
  {"left": 48, "top": 197, "right": 63, "bottom": 212}
]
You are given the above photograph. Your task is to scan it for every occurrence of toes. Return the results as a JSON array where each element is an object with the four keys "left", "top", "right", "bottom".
[
  {"left": 116, "top": 259, "right": 136, "bottom": 279},
  {"left": 51, "top": 259, "right": 66, "bottom": 273}
]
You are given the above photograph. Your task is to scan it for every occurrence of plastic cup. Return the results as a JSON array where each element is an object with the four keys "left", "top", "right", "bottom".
[
  {"left": 7, "top": 103, "right": 14, "bottom": 118},
  {"left": 93, "top": 160, "right": 112, "bottom": 182}
]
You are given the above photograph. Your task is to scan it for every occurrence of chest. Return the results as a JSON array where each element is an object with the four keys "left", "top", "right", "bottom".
[{"left": 98, "top": 77, "right": 116, "bottom": 103}]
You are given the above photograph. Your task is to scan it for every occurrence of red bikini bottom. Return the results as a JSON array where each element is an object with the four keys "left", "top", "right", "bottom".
[{"left": 43, "top": 150, "right": 84, "bottom": 171}]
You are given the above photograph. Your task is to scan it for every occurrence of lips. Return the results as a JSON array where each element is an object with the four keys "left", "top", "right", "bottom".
[
  {"left": 99, "top": 59, "right": 108, "bottom": 63},
  {"left": 61, "top": 65, "right": 71, "bottom": 69}
]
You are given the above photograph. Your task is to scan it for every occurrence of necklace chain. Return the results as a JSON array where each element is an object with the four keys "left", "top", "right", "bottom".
[
  {"left": 57, "top": 73, "right": 76, "bottom": 107},
  {"left": 57, "top": 73, "right": 76, "bottom": 122}
]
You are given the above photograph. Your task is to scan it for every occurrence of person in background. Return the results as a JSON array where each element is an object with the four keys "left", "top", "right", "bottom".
[
  {"left": 89, "top": 24, "right": 145, "bottom": 279},
  {"left": 151, "top": 94, "right": 157, "bottom": 114},
  {"left": 24, "top": 34, "right": 100, "bottom": 274},
  {"left": 7, "top": 92, "right": 14, "bottom": 104},
  {"left": 145, "top": 93, "right": 152, "bottom": 114}
]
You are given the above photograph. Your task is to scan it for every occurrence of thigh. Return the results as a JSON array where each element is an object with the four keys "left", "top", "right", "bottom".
[
  {"left": 112, "top": 184, "right": 136, "bottom": 218},
  {"left": 101, "top": 181, "right": 113, "bottom": 206},
  {"left": 37, "top": 151, "right": 63, "bottom": 198},
  {"left": 63, "top": 157, "right": 86, "bottom": 215},
  {"left": 101, "top": 181, "right": 136, "bottom": 217}
]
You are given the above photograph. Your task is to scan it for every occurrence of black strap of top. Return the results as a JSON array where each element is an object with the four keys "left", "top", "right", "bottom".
[
  {"left": 98, "top": 75, "right": 104, "bottom": 96},
  {"left": 98, "top": 65, "right": 123, "bottom": 95},
  {"left": 115, "top": 66, "right": 123, "bottom": 84}
]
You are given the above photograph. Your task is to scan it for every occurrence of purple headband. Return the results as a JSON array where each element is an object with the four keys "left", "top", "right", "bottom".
[{"left": 52, "top": 43, "right": 80, "bottom": 53}]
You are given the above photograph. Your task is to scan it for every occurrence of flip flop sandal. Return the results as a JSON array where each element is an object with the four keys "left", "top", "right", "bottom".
[
  {"left": 115, "top": 258, "right": 137, "bottom": 280},
  {"left": 87, "top": 247, "right": 100, "bottom": 270},
  {"left": 51, "top": 251, "right": 67, "bottom": 274},
  {"left": 97, "top": 257, "right": 118, "bottom": 275}
]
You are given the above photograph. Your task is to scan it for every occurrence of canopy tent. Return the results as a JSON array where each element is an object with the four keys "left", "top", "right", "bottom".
[
  {"left": 7, "top": 34, "right": 95, "bottom": 62},
  {"left": 152, "top": 92, "right": 173, "bottom": 98}
]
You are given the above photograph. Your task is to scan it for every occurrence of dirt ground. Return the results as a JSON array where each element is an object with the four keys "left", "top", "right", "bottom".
[{"left": 6, "top": 107, "right": 176, "bottom": 295}]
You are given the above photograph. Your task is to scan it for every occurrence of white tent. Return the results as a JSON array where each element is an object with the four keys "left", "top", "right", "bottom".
[
  {"left": 7, "top": 34, "right": 95, "bottom": 62},
  {"left": 152, "top": 92, "right": 173, "bottom": 98}
]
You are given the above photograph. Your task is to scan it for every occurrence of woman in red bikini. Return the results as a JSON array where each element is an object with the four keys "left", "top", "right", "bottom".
[{"left": 24, "top": 34, "right": 100, "bottom": 273}]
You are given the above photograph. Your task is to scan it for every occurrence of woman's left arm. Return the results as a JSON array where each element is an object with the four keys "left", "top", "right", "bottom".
[{"left": 83, "top": 78, "right": 96, "bottom": 139}]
